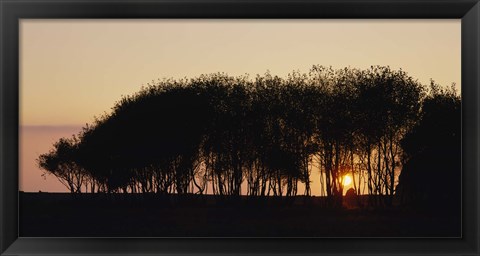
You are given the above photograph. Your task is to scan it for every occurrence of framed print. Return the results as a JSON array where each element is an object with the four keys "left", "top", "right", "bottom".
[{"left": 1, "top": 0, "right": 479, "bottom": 255}]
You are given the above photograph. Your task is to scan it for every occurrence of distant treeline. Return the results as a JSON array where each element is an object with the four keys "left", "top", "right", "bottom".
[{"left": 38, "top": 65, "right": 460, "bottom": 207}]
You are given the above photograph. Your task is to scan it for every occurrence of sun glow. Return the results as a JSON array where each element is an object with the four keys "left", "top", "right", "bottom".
[{"left": 342, "top": 175, "right": 352, "bottom": 187}]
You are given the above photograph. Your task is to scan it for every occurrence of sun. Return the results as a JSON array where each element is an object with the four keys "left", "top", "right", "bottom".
[{"left": 342, "top": 175, "right": 352, "bottom": 187}]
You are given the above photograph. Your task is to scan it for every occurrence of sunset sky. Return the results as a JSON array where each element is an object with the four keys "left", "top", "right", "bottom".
[{"left": 19, "top": 19, "right": 461, "bottom": 193}]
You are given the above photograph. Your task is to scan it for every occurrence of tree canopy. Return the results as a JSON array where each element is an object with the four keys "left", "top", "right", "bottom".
[{"left": 38, "top": 65, "right": 460, "bottom": 208}]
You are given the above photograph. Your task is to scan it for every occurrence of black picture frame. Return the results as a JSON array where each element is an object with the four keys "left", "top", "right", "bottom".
[{"left": 1, "top": 0, "right": 479, "bottom": 255}]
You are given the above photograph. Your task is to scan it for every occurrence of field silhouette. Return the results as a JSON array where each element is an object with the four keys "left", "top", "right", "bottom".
[{"left": 20, "top": 192, "right": 460, "bottom": 237}]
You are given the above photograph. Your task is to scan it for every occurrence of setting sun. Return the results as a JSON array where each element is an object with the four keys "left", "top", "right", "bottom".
[{"left": 342, "top": 175, "right": 352, "bottom": 187}]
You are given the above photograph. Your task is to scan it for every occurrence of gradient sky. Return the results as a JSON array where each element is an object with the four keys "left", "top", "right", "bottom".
[{"left": 19, "top": 19, "right": 461, "bottom": 193}]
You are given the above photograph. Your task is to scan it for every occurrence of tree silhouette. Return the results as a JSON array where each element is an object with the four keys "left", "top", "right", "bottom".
[
  {"left": 38, "top": 137, "right": 85, "bottom": 193},
  {"left": 397, "top": 82, "right": 460, "bottom": 210},
  {"left": 37, "top": 66, "right": 459, "bottom": 210}
]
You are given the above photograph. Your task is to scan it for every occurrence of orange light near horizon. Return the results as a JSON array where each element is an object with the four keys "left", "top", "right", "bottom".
[{"left": 342, "top": 175, "right": 352, "bottom": 187}]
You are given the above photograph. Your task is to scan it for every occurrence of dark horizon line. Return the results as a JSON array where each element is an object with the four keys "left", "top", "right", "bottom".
[{"left": 18, "top": 191, "right": 372, "bottom": 196}]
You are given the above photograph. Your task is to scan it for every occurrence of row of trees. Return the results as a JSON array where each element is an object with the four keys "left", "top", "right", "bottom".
[{"left": 38, "top": 65, "right": 460, "bottom": 206}]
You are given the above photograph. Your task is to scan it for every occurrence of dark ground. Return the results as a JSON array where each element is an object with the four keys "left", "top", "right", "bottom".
[{"left": 19, "top": 192, "right": 460, "bottom": 237}]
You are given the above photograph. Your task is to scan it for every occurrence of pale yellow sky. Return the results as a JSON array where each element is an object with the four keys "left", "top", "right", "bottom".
[{"left": 20, "top": 19, "right": 460, "bottom": 126}]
